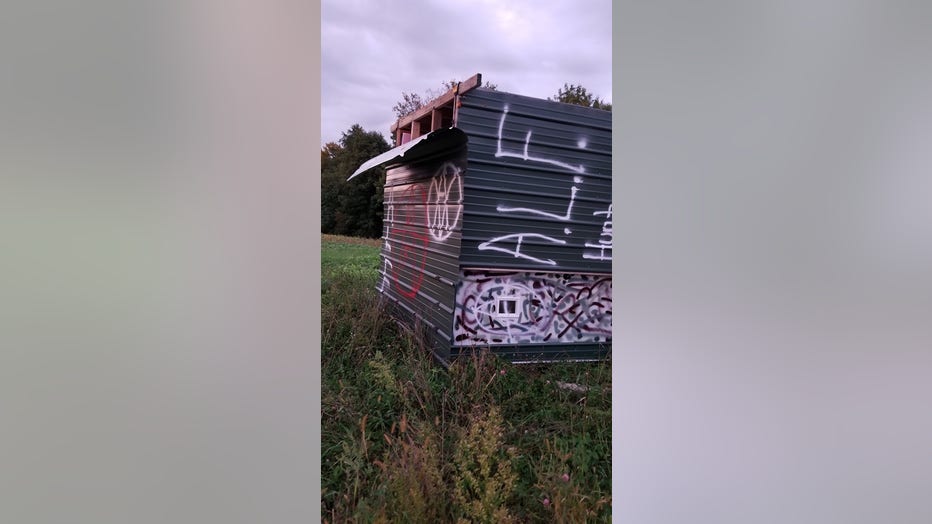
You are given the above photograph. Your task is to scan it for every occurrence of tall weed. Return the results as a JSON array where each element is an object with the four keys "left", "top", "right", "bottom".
[
  {"left": 452, "top": 406, "right": 518, "bottom": 524},
  {"left": 321, "top": 235, "right": 612, "bottom": 522},
  {"left": 375, "top": 415, "right": 447, "bottom": 523}
]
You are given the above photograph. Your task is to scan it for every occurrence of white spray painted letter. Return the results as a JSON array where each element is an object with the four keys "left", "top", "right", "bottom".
[
  {"left": 497, "top": 175, "right": 583, "bottom": 221},
  {"left": 582, "top": 204, "right": 613, "bottom": 261},
  {"left": 478, "top": 233, "right": 566, "bottom": 266},
  {"left": 495, "top": 106, "right": 585, "bottom": 174}
]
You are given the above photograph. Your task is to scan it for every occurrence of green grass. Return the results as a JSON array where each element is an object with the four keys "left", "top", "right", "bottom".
[
  {"left": 321, "top": 234, "right": 382, "bottom": 290},
  {"left": 321, "top": 234, "right": 612, "bottom": 523}
]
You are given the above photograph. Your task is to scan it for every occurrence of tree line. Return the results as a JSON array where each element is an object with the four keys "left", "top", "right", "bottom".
[
  {"left": 321, "top": 81, "right": 609, "bottom": 239},
  {"left": 320, "top": 125, "right": 390, "bottom": 238}
]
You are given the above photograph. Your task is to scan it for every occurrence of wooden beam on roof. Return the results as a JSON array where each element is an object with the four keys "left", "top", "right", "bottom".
[
  {"left": 392, "top": 92, "right": 454, "bottom": 133},
  {"left": 390, "top": 73, "right": 483, "bottom": 133},
  {"left": 459, "top": 73, "right": 482, "bottom": 92}
]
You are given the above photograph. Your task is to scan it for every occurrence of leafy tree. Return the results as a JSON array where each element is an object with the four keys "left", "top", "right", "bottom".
[
  {"left": 320, "top": 141, "right": 342, "bottom": 232},
  {"left": 321, "top": 141, "right": 341, "bottom": 163},
  {"left": 321, "top": 125, "right": 391, "bottom": 238},
  {"left": 391, "top": 92, "right": 424, "bottom": 119},
  {"left": 550, "top": 83, "right": 612, "bottom": 111}
]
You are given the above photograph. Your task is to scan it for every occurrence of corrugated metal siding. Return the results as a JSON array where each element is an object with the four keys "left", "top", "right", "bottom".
[
  {"left": 455, "top": 89, "right": 613, "bottom": 273},
  {"left": 451, "top": 342, "right": 609, "bottom": 363},
  {"left": 378, "top": 147, "right": 467, "bottom": 358}
]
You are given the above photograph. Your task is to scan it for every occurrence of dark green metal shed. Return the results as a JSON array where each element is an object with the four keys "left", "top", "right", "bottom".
[{"left": 350, "top": 74, "right": 612, "bottom": 364}]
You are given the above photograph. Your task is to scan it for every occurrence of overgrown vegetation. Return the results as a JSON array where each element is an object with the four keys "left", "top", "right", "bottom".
[{"left": 321, "top": 235, "right": 612, "bottom": 522}]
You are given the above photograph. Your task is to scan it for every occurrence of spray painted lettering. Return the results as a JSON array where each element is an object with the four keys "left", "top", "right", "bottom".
[
  {"left": 377, "top": 188, "right": 395, "bottom": 293},
  {"left": 479, "top": 104, "right": 612, "bottom": 266},
  {"left": 582, "top": 204, "right": 612, "bottom": 261},
  {"left": 477, "top": 233, "right": 566, "bottom": 266},
  {"left": 496, "top": 176, "right": 583, "bottom": 221},
  {"left": 495, "top": 105, "right": 586, "bottom": 173}
]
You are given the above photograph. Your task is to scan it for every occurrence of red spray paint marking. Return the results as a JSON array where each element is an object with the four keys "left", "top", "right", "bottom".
[{"left": 390, "top": 184, "right": 428, "bottom": 299}]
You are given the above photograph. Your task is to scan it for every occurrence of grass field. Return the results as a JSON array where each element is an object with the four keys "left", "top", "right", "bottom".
[{"left": 321, "top": 234, "right": 612, "bottom": 523}]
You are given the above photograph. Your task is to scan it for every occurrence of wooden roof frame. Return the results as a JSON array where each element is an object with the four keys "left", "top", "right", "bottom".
[{"left": 390, "top": 73, "right": 483, "bottom": 145}]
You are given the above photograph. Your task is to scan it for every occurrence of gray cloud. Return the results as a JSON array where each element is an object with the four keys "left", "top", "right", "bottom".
[{"left": 321, "top": 0, "right": 611, "bottom": 145}]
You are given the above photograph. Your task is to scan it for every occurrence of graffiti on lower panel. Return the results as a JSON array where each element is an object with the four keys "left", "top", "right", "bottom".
[
  {"left": 453, "top": 271, "right": 612, "bottom": 345},
  {"left": 426, "top": 162, "right": 463, "bottom": 241}
]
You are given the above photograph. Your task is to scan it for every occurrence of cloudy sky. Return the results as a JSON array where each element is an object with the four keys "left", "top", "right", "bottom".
[{"left": 321, "top": 0, "right": 612, "bottom": 146}]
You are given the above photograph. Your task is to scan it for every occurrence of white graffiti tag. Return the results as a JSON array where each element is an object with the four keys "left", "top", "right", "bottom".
[
  {"left": 481, "top": 103, "right": 612, "bottom": 268},
  {"left": 467, "top": 281, "right": 534, "bottom": 344},
  {"left": 497, "top": 176, "right": 582, "bottom": 221},
  {"left": 378, "top": 189, "right": 395, "bottom": 292},
  {"left": 495, "top": 105, "right": 585, "bottom": 174},
  {"left": 478, "top": 233, "right": 566, "bottom": 266},
  {"left": 582, "top": 204, "right": 612, "bottom": 261},
  {"left": 426, "top": 163, "right": 463, "bottom": 241},
  {"left": 454, "top": 271, "right": 612, "bottom": 345}
]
